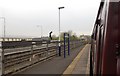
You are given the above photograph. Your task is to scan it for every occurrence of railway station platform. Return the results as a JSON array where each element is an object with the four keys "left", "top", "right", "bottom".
[
  {"left": 63, "top": 44, "right": 90, "bottom": 74},
  {"left": 14, "top": 44, "right": 90, "bottom": 75}
]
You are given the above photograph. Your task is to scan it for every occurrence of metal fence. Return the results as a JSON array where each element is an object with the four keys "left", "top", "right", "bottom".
[
  {"left": 0, "top": 38, "right": 32, "bottom": 42},
  {"left": 0, "top": 40, "right": 86, "bottom": 75}
]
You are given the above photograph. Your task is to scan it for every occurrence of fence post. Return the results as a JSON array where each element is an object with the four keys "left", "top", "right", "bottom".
[
  {"left": 0, "top": 42, "right": 5, "bottom": 75},
  {"left": 64, "top": 33, "right": 66, "bottom": 58},
  {"left": 46, "top": 41, "right": 49, "bottom": 59},
  {"left": 30, "top": 42, "right": 33, "bottom": 63},
  {"left": 68, "top": 34, "right": 70, "bottom": 55},
  {"left": 56, "top": 41, "right": 58, "bottom": 56}
]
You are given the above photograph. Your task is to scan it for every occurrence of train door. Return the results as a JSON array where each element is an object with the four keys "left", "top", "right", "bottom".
[
  {"left": 101, "top": 2, "right": 118, "bottom": 75},
  {"left": 95, "top": 24, "right": 101, "bottom": 75},
  {"left": 90, "top": 24, "right": 98, "bottom": 75},
  {"left": 92, "top": 24, "right": 99, "bottom": 74},
  {"left": 95, "top": 24, "right": 104, "bottom": 75},
  {"left": 98, "top": 25, "right": 104, "bottom": 75},
  {"left": 117, "top": 1, "right": 120, "bottom": 76},
  {"left": 98, "top": 2, "right": 107, "bottom": 75},
  {"left": 95, "top": 4, "right": 105, "bottom": 75}
]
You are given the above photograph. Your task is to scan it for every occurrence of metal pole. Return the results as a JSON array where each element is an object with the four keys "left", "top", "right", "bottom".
[
  {"left": 0, "top": 42, "right": 5, "bottom": 75},
  {"left": 0, "top": 17, "right": 5, "bottom": 75},
  {"left": 68, "top": 34, "right": 70, "bottom": 55},
  {"left": 64, "top": 33, "right": 66, "bottom": 58},
  {"left": 58, "top": 7, "right": 64, "bottom": 56},
  {"left": 58, "top": 9, "right": 61, "bottom": 56},
  {"left": 36, "top": 25, "right": 42, "bottom": 38},
  {"left": 46, "top": 41, "right": 48, "bottom": 59},
  {"left": 56, "top": 41, "right": 58, "bottom": 56},
  {"left": 0, "top": 17, "right": 5, "bottom": 41},
  {"left": 41, "top": 25, "right": 42, "bottom": 38},
  {"left": 30, "top": 43, "right": 33, "bottom": 61},
  {"left": 3, "top": 18, "right": 5, "bottom": 40}
]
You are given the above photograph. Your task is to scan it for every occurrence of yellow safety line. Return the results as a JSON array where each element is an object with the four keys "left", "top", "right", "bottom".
[
  {"left": 63, "top": 44, "right": 88, "bottom": 74},
  {"left": 86, "top": 46, "right": 90, "bottom": 74}
]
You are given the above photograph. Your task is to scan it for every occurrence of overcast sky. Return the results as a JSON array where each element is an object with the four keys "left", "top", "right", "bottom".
[{"left": 0, "top": 0, "right": 100, "bottom": 38}]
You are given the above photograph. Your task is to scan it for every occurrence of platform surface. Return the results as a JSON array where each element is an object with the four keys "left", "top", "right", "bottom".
[
  {"left": 63, "top": 44, "right": 90, "bottom": 74},
  {"left": 17, "top": 45, "right": 85, "bottom": 74}
]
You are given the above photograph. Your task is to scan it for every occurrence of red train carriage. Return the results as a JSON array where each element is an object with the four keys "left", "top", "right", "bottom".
[{"left": 90, "top": 0, "right": 120, "bottom": 75}]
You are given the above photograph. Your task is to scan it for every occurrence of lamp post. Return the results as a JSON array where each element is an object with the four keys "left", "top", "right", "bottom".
[
  {"left": 37, "top": 25, "right": 42, "bottom": 38},
  {"left": 41, "top": 25, "right": 42, "bottom": 38},
  {"left": 0, "top": 17, "right": 5, "bottom": 75},
  {"left": 58, "top": 7, "right": 64, "bottom": 56},
  {"left": 0, "top": 17, "right": 6, "bottom": 41}
]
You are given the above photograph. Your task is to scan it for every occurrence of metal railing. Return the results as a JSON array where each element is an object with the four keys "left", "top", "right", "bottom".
[
  {"left": 0, "top": 40, "right": 86, "bottom": 75},
  {"left": 0, "top": 38, "right": 32, "bottom": 42}
]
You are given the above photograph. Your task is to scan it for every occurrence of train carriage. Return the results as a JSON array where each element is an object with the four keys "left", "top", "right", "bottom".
[{"left": 90, "top": 0, "right": 120, "bottom": 75}]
